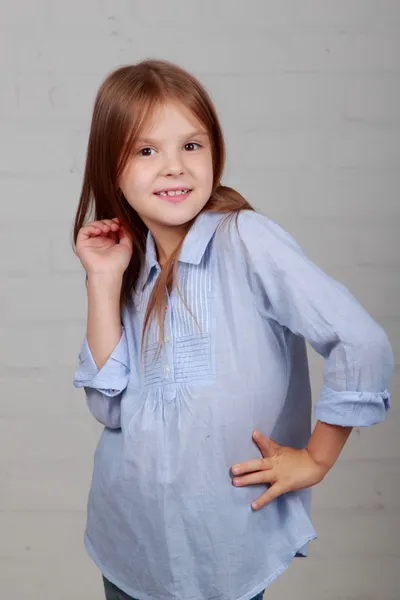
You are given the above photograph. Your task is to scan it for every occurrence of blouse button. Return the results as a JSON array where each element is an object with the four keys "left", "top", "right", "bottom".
[{"left": 164, "top": 336, "right": 170, "bottom": 343}]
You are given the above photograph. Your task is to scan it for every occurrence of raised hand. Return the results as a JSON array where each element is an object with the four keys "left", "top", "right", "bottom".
[{"left": 75, "top": 218, "right": 133, "bottom": 277}]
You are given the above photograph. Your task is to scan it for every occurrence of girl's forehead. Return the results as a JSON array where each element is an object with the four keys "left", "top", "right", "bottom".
[{"left": 139, "top": 101, "right": 204, "bottom": 136}]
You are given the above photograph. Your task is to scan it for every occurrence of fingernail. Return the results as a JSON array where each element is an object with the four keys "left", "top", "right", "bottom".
[
  {"left": 231, "top": 467, "right": 239, "bottom": 474},
  {"left": 251, "top": 502, "right": 258, "bottom": 510}
]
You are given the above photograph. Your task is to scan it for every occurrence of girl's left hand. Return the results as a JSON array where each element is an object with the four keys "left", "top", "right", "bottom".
[{"left": 231, "top": 430, "right": 328, "bottom": 510}]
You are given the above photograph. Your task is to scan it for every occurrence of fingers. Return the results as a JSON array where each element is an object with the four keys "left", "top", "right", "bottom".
[
  {"left": 78, "top": 218, "right": 121, "bottom": 239},
  {"left": 231, "top": 457, "right": 272, "bottom": 476},
  {"left": 93, "top": 219, "right": 120, "bottom": 232},
  {"left": 232, "top": 470, "right": 274, "bottom": 487},
  {"left": 251, "top": 483, "right": 285, "bottom": 510},
  {"left": 252, "top": 430, "right": 279, "bottom": 458}
]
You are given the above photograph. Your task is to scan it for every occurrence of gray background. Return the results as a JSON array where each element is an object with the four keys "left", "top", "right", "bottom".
[{"left": 1, "top": 1, "right": 399, "bottom": 598}]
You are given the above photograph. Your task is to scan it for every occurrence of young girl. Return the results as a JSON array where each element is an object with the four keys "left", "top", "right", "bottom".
[{"left": 73, "top": 59, "right": 393, "bottom": 600}]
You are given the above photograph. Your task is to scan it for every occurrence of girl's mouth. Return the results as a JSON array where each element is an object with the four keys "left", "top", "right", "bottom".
[{"left": 154, "top": 189, "right": 192, "bottom": 203}]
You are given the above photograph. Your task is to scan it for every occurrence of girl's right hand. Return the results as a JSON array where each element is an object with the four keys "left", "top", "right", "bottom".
[{"left": 75, "top": 218, "right": 133, "bottom": 276}]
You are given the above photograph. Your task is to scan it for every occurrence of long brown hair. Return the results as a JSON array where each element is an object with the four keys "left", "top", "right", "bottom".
[{"left": 72, "top": 59, "right": 254, "bottom": 349}]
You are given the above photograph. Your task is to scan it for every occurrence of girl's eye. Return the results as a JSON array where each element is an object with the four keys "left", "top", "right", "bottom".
[
  {"left": 139, "top": 147, "right": 156, "bottom": 156},
  {"left": 184, "top": 143, "right": 200, "bottom": 151}
]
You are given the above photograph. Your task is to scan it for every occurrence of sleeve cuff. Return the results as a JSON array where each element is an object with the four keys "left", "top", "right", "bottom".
[
  {"left": 314, "top": 384, "right": 391, "bottom": 427},
  {"left": 73, "top": 328, "right": 130, "bottom": 397}
]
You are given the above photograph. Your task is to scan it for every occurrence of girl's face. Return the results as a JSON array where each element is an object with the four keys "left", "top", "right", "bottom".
[{"left": 119, "top": 101, "right": 214, "bottom": 236}]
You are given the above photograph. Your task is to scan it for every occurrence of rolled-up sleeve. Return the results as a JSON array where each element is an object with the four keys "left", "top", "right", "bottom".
[
  {"left": 73, "top": 327, "right": 130, "bottom": 428},
  {"left": 237, "top": 211, "right": 394, "bottom": 427}
]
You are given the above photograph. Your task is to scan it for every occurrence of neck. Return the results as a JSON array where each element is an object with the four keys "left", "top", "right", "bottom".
[{"left": 148, "top": 222, "right": 190, "bottom": 268}]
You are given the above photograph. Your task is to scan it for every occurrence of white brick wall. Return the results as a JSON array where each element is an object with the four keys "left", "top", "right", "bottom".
[{"left": 0, "top": 2, "right": 399, "bottom": 598}]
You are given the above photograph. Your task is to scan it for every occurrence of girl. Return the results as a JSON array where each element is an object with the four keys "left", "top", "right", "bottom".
[{"left": 73, "top": 59, "right": 393, "bottom": 600}]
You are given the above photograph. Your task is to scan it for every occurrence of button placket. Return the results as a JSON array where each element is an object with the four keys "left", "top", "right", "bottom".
[{"left": 163, "top": 298, "right": 175, "bottom": 381}]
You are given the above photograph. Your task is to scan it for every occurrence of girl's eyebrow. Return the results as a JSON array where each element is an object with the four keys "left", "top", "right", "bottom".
[{"left": 136, "top": 131, "right": 208, "bottom": 145}]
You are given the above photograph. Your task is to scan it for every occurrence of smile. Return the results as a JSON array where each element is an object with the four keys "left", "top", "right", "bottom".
[{"left": 154, "top": 189, "right": 192, "bottom": 202}]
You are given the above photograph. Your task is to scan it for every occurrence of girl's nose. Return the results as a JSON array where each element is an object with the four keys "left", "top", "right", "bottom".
[
  {"left": 163, "top": 153, "right": 185, "bottom": 176},
  {"left": 166, "top": 166, "right": 184, "bottom": 176}
]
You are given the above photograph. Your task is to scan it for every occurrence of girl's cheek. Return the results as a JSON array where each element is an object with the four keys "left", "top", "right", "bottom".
[{"left": 128, "top": 164, "right": 150, "bottom": 186}]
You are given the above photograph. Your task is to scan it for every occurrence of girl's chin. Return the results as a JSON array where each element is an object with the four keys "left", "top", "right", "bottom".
[
  {"left": 152, "top": 210, "right": 202, "bottom": 231},
  {"left": 137, "top": 197, "right": 208, "bottom": 229}
]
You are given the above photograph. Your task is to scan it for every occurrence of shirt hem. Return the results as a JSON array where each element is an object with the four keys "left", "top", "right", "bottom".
[
  {"left": 84, "top": 530, "right": 317, "bottom": 600},
  {"left": 237, "top": 532, "right": 317, "bottom": 600}
]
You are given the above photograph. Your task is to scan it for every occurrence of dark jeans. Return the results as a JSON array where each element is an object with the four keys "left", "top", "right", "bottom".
[{"left": 103, "top": 576, "right": 265, "bottom": 600}]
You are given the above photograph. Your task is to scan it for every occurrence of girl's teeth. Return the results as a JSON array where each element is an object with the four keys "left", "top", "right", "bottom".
[{"left": 158, "top": 189, "right": 189, "bottom": 196}]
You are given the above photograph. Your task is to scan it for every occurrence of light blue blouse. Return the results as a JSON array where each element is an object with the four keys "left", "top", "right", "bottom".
[{"left": 74, "top": 210, "right": 393, "bottom": 600}]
